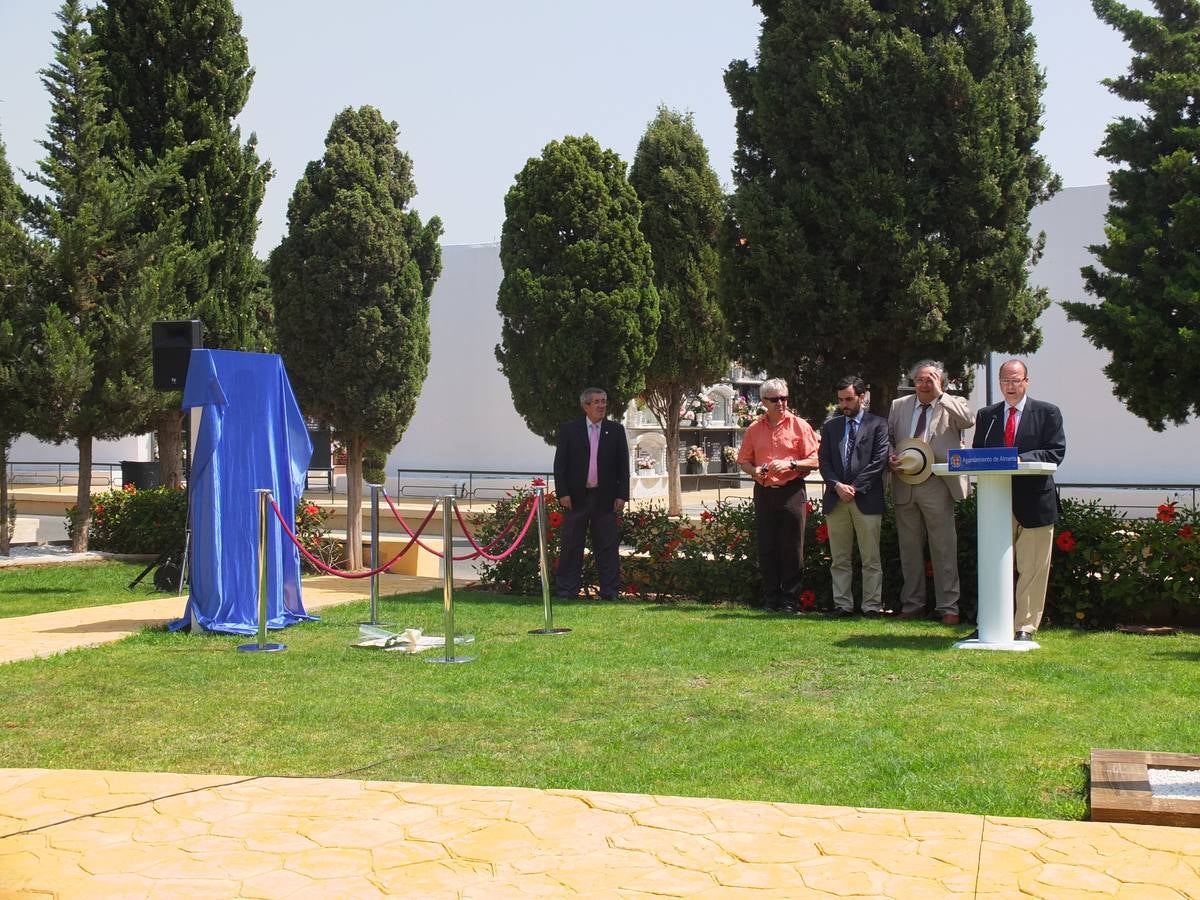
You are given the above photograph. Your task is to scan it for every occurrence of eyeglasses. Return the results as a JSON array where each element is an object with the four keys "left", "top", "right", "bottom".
[
  {"left": 999, "top": 378, "right": 1026, "bottom": 386},
  {"left": 763, "top": 396, "right": 788, "bottom": 403}
]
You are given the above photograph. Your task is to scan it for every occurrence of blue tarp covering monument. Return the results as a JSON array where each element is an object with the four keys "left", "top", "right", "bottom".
[{"left": 170, "top": 350, "right": 318, "bottom": 634}]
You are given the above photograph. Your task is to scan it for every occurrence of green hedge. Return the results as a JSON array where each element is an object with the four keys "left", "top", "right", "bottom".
[
  {"left": 69, "top": 486, "right": 188, "bottom": 556},
  {"left": 474, "top": 482, "right": 1200, "bottom": 628}
]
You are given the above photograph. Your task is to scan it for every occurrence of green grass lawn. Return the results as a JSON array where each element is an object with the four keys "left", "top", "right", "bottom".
[
  {"left": 1, "top": 572, "right": 1198, "bottom": 822},
  {"left": 0, "top": 561, "right": 171, "bottom": 618}
]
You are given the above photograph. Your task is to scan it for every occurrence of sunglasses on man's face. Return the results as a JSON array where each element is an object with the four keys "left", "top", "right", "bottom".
[{"left": 763, "top": 396, "right": 788, "bottom": 404}]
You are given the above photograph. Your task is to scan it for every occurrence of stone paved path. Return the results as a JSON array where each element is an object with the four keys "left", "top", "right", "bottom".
[
  {"left": 5, "top": 559, "right": 1200, "bottom": 896},
  {"left": 3, "top": 768, "right": 1200, "bottom": 898}
]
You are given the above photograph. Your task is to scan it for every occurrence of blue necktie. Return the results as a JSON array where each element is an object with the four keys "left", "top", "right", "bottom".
[{"left": 845, "top": 419, "right": 858, "bottom": 470}]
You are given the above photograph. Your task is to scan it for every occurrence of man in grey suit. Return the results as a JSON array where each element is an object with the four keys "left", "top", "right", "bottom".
[
  {"left": 818, "top": 376, "right": 890, "bottom": 617},
  {"left": 888, "top": 360, "right": 974, "bottom": 625}
]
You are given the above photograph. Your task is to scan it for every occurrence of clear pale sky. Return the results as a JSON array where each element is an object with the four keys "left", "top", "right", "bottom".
[{"left": 0, "top": 0, "right": 1154, "bottom": 254}]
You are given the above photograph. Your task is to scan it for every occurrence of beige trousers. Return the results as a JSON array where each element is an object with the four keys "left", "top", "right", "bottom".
[
  {"left": 1013, "top": 518, "right": 1054, "bottom": 633},
  {"left": 895, "top": 478, "right": 960, "bottom": 616},
  {"left": 826, "top": 501, "right": 883, "bottom": 612}
]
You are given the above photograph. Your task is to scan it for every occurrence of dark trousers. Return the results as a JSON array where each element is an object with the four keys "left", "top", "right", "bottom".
[
  {"left": 753, "top": 480, "right": 808, "bottom": 601},
  {"left": 555, "top": 490, "right": 620, "bottom": 597}
]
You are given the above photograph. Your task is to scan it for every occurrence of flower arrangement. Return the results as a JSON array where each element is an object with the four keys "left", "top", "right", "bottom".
[
  {"left": 687, "top": 445, "right": 707, "bottom": 465},
  {"left": 635, "top": 452, "right": 657, "bottom": 471},
  {"left": 681, "top": 395, "right": 716, "bottom": 425},
  {"left": 737, "top": 398, "right": 767, "bottom": 428},
  {"left": 721, "top": 445, "right": 739, "bottom": 464}
]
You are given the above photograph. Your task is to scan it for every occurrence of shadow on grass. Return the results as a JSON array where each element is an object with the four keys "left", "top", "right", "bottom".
[
  {"left": 1149, "top": 650, "right": 1200, "bottom": 662},
  {"left": 833, "top": 633, "right": 958, "bottom": 651}
]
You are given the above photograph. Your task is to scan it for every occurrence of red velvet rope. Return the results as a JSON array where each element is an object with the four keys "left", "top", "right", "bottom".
[
  {"left": 381, "top": 489, "right": 536, "bottom": 560},
  {"left": 270, "top": 497, "right": 439, "bottom": 579},
  {"left": 453, "top": 495, "right": 541, "bottom": 561}
]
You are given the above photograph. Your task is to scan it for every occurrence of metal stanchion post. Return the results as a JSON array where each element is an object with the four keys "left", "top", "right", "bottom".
[
  {"left": 359, "top": 483, "right": 394, "bottom": 629},
  {"left": 238, "top": 489, "right": 286, "bottom": 653},
  {"left": 529, "top": 487, "right": 569, "bottom": 635},
  {"left": 429, "top": 494, "right": 474, "bottom": 663}
]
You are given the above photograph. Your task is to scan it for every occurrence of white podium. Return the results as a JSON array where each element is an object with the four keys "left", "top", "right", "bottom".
[{"left": 932, "top": 461, "right": 1058, "bottom": 652}]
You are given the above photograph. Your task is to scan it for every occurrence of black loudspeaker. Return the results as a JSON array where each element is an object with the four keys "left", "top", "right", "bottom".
[
  {"left": 152, "top": 320, "right": 203, "bottom": 390},
  {"left": 308, "top": 426, "right": 332, "bottom": 469}
]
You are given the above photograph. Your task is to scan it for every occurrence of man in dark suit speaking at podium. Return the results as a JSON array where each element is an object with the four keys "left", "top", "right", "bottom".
[
  {"left": 972, "top": 359, "right": 1066, "bottom": 641},
  {"left": 553, "top": 387, "right": 630, "bottom": 601}
]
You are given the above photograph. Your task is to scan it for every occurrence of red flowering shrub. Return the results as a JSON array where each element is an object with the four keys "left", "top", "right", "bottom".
[
  {"left": 474, "top": 484, "right": 584, "bottom": 594},
  {"left": 294, "top": 500, "right": 342, "bottom": 573},
  {"left": 1045, "top": 498, "right": 1200, "bottom": 628},
  {"left": 68, "top": 486, "right": 186, "bottom": 555},
  {"left": 474, "top": 482, "right": 1199, "bottom": 626}
]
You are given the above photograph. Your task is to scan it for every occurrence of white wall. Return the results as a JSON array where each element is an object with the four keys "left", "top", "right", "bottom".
[
  {"left": 387, "top": 243, "right": 552, "bottom": 476},
  {"left": 9, "top": 432, "right": 152, "bottom": 465},
  {"left": 971, "top": 185, "right": 1200, "bottom": 485}
]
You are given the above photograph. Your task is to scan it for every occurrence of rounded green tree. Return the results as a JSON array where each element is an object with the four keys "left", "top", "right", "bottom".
[
  {"left": 724, "top": 0, "right": 1059, "bottom": 415},
  {"left": 496, "top": 135, "right": 659, "bottom": 442},
  {"left": 270, "top": 106, "right": 442, "bottom": 569}
]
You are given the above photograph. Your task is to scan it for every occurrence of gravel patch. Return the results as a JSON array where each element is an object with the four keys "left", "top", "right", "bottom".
[{"left": 1148, "top": 767, "right": 1200, "bottom": 801}]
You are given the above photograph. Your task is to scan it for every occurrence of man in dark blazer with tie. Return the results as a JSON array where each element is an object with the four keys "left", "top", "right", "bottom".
[
  {"left": 972, "top": 359, "right": 1066, "bottom": 640},
  {"left": 818, "top": 376, "right": 891, "bottom": 617},
  {"left": 553, "top": 387, "right": 630, "bottom": 600}
]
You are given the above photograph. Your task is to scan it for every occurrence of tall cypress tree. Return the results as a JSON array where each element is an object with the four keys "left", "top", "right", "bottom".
[
  {"left": 630, "top": 107, "right": 728, "bottom": 516},
  {"left": 27, "top": 0, "right": 193, "bottom": 550},
  {"left": 1063, "top": 0, "right": 1200, "bottom": 430},
  {"left": 0, "top": 132, "right": 38, "bottom": 555},
  {"left": 92, "top": 0, "right": 273, "bottom": 485},
  {"left": 496, "top": 135, "right": 660, "bottom": 442},
  {"left": 270, "top": 106, "right": 442, "bottom": 570},
  {"left": 724, "top": 0, "right": 1058, "bottom": 418}
]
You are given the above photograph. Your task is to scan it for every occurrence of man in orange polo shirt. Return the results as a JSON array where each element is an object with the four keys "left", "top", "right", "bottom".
[{"left": 737, "top": 377, "right": 821, "bottom": 612}]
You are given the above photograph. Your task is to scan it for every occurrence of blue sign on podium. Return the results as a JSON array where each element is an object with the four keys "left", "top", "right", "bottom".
[{"left": 947, "top": 447, "right": 1019, "bottom": 472}]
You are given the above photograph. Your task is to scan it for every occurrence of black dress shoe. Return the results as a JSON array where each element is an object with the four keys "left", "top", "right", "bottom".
[
  {"left": 1015, "top": 631, "right": 1035, "bottom": 642},
  {"left": 862, "top": 610, "right": 882, "bottom": 619},
  {"left": 965, "top": 629, "right": 980, "bottom": 640},
  {"left": 829, "top": 609, "right": 854, "bottom": 619}
]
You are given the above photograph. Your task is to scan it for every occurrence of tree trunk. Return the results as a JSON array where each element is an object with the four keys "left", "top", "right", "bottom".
[
  {"left": 0, "top": 441, "right": 11, "bottom": 556},
  {"left": 72, "top": 436, "right": 92, "bottom": 552},
  {"left": 646, "top": 385, "right": 685, "bottom": 517},
  {"left": 154, "top": 409, "right": 185, "bottom": 489},
  {"left": 345, "top": 432, "right": 363, "bottom": 570},
  {"left": 866, "top": 369, "right": 900, "bottom": 419}
]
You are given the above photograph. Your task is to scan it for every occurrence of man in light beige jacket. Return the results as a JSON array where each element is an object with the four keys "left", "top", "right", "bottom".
[{"left": 887, "top": 360, "right": 974, "bottom": 624}]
